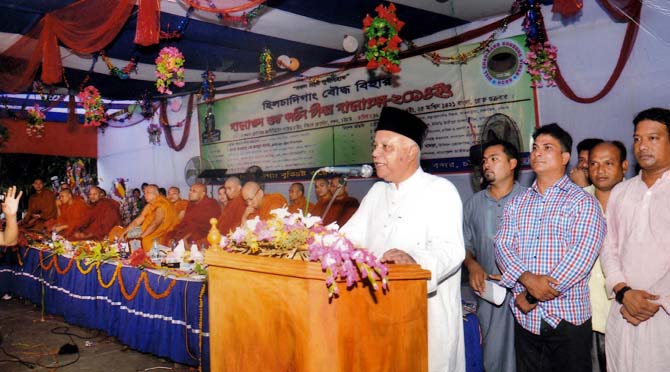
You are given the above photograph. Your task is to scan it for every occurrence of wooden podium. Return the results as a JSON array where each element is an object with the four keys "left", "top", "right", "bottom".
[{"left": 205, "top": 250, "right": 431, "bottom": 372}]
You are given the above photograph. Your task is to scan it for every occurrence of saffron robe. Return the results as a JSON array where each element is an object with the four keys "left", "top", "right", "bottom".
[
  {"left": 287, "top": 196, "right": 313, "bottom": 215},
  {"left": 246, "top": 193, "right": 287, "bottom": 221},
  {"left": 140, "top": 196, "right": 178, "bottom": 251},
  {"left": 217, "top": 196, "right": 246, "bottom": 235},
  {"left": 79, "top": 198, "right": 122, "bottom": 240},
  {"left": 172, "top": 199, "right": 188, "bottom": 220},
  {"left": 23, "top": 189, "right": 57, "bottom": 230},
  {"left": 167, "top": 197, "right": 220, "bottom": 244},
  {"left": 48, "top": 198, "right": 89, "bottom": 239},
  {"left": 325, "top": 195, "right": 359, "bottom": 226}
]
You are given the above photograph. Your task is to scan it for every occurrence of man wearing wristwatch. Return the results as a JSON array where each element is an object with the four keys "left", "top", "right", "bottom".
[
  {"left": 600, "top": 108, "right": 670, "bottom": 372},
  {"left": 495, "top": 124, "right": 606, "bottom": 372}
]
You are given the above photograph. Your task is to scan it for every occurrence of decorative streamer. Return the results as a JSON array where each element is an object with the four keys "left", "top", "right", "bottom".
[{"left": 160, "top": 93, "right": 194, "bottom": 151}]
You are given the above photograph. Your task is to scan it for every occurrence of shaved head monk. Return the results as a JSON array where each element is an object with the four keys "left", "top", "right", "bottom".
[
  {"left": 122, "top": 185, "right": 177, "bottom": 251},
  {"left": 240, "top": 181, "right": 287, "bottom": 224},
  {"left": 310, "top": 176, "right": 335, "bottom": 222},
  {"left": 325, "top": 175, "right": 359, "bottom": 226},
  {"left": 72, "top": 186, "right": 122, "bottom": 241},
  {"left": 48, "top": 189, "right": 89, "bottom": 239},
  {"left": 167, "top": 186, "right": 188, "bottom": 221},
  {"left": 216, "top": 176, "right": 247, "bottom": 234},
  {"left": 287, "top": 182, "right": 313, "bottom": 214},
  {"left": 166, "top": 183, "right": 220, "bottom": 245},
  {"left": 22, "top": 178, "right": 57, "bottom": 231}
]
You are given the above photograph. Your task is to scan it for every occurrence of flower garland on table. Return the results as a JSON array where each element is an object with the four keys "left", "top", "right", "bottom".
[
  {"left": 78, "top": 85, "right": 108, "bottom": 129},
  {"left": 147, "top": 122, "right": 163, "bottom": 145},
  {"left": 518, "top": 0, "right": 558, "bottom": 87},
  {"left": 363, "top": 3, "right": 404, "bottom": 74},
  {"left": 258, "top": 48, "right": 275, "bottom": 82},
  {"left": 155, "top": 47, "right": 186, "bottom": 95},
  {"left": 224, "top": 208, "right": 389, "bottom": 298},
  {"left": 26, "top": 103, "right": 46, "bottom": 138}
]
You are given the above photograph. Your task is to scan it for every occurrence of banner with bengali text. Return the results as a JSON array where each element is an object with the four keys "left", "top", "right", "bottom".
[{"left": 199, "top": 34, "right": 537, "bottom": 182}]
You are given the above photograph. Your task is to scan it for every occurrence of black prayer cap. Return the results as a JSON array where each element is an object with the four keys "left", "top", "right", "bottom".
[{"left": 375, "top": 106, "right": 428, "bottom": 148}]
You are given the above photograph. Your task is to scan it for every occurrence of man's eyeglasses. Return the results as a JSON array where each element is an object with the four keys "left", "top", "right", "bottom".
[{"left": 244, "top": 188, "right": 260, "bottom": 203}]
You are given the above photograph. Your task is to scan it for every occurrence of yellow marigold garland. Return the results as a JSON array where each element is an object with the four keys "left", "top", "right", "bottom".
[
  {"left": 38, "top": 251, "right": 55, "bottom": 270},
  {"left": 76, "top": 259, "right": 98, "bottom": 275},
  {"left": 97, "top": 263, "right": 121, "bottom": 289}
]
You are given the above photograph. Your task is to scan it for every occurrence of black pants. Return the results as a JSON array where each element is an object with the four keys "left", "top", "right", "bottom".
[{"left": 515, "top": 319, "right": 592, "bottom": 372}]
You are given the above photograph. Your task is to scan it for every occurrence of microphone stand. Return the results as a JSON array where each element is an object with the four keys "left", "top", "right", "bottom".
[{"left": 322, "top": 177, "right": 346, "bottom": 223}]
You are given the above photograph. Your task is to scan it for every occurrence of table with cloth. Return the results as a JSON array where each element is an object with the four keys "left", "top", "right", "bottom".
[
  {"left": 0, "top": 245, "right": 209, "bottom": 370},
  {"left": 0, "top": 245, "right": 483, "bottom": 372}
]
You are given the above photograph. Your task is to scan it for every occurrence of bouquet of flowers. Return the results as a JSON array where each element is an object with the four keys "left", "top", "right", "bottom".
[
  {"left": 363, "top": 3, "right": 404, "bottom": 74},
  {"left": 147, "top": 123, "right": 162, "bottom": 145},
  {"left": 155, "top": 47, "right": 186, "bottom": 95},
  {"left": 78, "top": 85, "right": 107, "bottom": 128},
  {"left": 26, "top": 103, "right": 45, "bottom": 138},
  {"left": 223, "top": 208, "right": 389, "bottom": 298},
  {"left": 524, "top": 41, "right": 558, "bottom": 88}
]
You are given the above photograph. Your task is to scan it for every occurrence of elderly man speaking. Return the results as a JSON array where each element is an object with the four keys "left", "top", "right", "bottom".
[{"left": 341, "top": 106, "right": 466, "bottom": 372}]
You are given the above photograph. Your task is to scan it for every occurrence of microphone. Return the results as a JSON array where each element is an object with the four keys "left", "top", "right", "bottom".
[{"left": 318, "top": 164, "right": 374, "bottom": 178}]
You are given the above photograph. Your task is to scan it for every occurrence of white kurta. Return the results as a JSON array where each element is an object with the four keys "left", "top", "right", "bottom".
[{"left": 341, "top": 168, "right": 466, "bottom": 372}]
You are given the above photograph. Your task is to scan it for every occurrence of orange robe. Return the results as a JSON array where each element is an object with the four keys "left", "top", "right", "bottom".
[
  {"left": 140, "top": 196, "right": 178, "bottom": 251},
  {"left": 246, "top": 193, "right": 287, "bottom": 221},
  {"left": 79, "top": 198, "right": 122, "bottom": 240},
  {"left": 23, "top": 189, "right": 57, "bottom": 230},
  {"left": 217, "top": 196, "right": 246, "bottom": 235},
  {"left": 287, "top": 196, "right": 314, "bottom": 215},
  {"left": 311, "top": 196, "right": 337, "bottom": 224},
  {"left": 172, "top": 199, "right": 188, "bottom": 219},
  {"left": 49, "top": 198, "right": 89, "bottom": 239},
  {"left": 328, "top": 195, "right": 359, "bottom": 226},
  {"left": 166, "top": 197, "right": 221, "bottom": 244}
]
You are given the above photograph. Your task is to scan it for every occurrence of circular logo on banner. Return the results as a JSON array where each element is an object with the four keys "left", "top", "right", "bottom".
[{"left": 481, "top": 39, "right": 525, "bottom": 86}]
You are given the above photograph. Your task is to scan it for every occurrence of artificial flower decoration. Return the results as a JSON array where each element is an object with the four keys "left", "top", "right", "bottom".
[
  {"left": 196, "top": 70, "right": 216, "bottom": 103},
  {"left": 224, "top": 207, "right": 389, "bottom": 298},
  {"left": 26, "top": 103, "right": 46, "bottom": 138},
  {"left": 147, "top": 122, "right": 162, "bottom": 145},
  {"left": 363, "top": 3, "right": 404, "bottom": 74},
  {"left": 524, "top": 41, "right": 558, "bottom": 88},
  {"left": 258, "top": 48, "right": 275, "bottom": 82},
  {"left": 78, "top": 85, "right": 107, "bottom": 128},
  {"left": 155, "top": 46, "right": 186, "bottom": 95}
]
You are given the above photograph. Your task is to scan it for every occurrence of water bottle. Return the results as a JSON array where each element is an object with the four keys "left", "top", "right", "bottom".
[{"left": 151, "top": 238, "right": 160, "bottom": 262}]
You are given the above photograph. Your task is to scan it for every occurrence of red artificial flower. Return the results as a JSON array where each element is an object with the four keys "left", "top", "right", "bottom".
[
  {"left": 377, "top": 36, "right": 387, "bottom": 45},
  {"left": 366, "top": 59, "right": 380, "bottom": 70},
  {"left": 368, "top": 38, "right": 377, "bottom": 47},
  {"left": 363, "top": 14, "right": 373, "bottom": 28},
  {"left": 386, "top": 63, "right": 401, "bottom": 74}
]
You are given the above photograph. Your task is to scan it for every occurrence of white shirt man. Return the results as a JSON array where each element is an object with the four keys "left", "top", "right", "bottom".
[{"left": 341, "top": 106, "right": 465, "bottom": 372}]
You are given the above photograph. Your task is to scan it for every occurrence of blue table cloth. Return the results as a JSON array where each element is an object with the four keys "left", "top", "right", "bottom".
[{"left": 0, "top": 246, "right": 209, "bottom": 371}]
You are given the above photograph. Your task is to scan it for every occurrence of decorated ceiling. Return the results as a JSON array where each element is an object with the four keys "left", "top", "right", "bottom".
[{"left": 0, "top": 0, "right": 554, "bottom": 100}]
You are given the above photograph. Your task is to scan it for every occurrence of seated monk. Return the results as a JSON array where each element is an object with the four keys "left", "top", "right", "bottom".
[
  {"left": 120, "top": 185, "right": 178, "bottom": 251},
  {"left": 310, "top": 176, "right": 337, "bottom": 223},
  {"left": 326, "top": 174, "right": 360, "bottom": 226},
  {"left": 167, "top": 186, "right": 188, "bottom": 221},
  {"left": 22, "top": 178, "right": 57, "bottom": 231},
  {"left": 166, "top": 183, "right": 220, "bottom": 245},
  {"left": 72, "top": 186, "right": 122, "bottom": 241},
  {"left": 46, "top": 189, "right": 89, "bottom": 239},
  {"left": 287, "top": 182, "right": 313, "bottom": 214},
  {"left": 240, "top": 181, "right": 287, "bottom": 224},
  {"left": 217, "top": 177, "right": 247, "bottom": 235}
]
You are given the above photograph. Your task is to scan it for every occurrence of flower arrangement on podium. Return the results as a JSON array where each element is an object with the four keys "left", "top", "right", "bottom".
[
  {"left": 78, "top": 85, "right": 107, "bottom": 128},
  {"left": 26, "top": 103, "right": 46, "bottom": 138},
  {"left": 155, "top": 46, "right": 186, "bottom": 95},
  {"left": 222, "top": 208, "right": 389, "bottom": 298}
]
